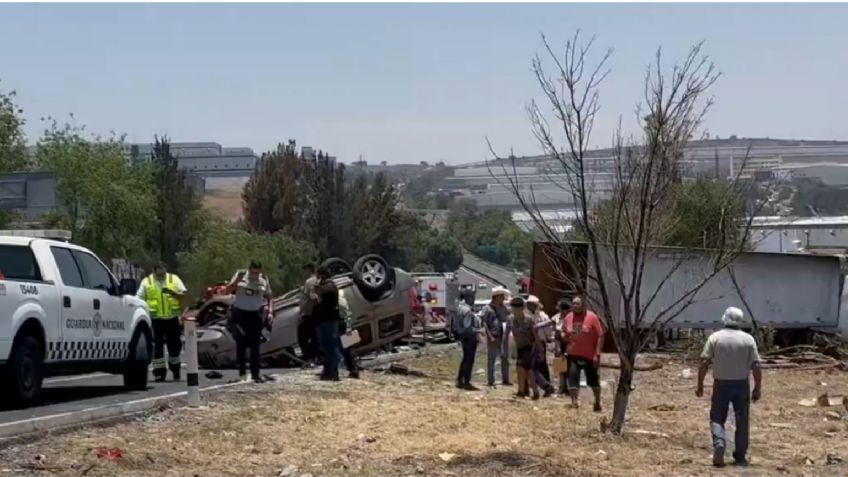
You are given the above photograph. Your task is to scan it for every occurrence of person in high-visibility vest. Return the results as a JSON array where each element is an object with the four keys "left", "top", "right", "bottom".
[{"left": 136, "top": 262, "right": 188, "bottom": 382}]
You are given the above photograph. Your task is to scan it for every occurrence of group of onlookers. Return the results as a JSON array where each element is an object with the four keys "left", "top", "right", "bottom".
[
  {"left": 454, "top": 287, "right": 605, "bottom": 409},
  {"left": 456, "top": 287, "right": 763, "bottom": 467}
]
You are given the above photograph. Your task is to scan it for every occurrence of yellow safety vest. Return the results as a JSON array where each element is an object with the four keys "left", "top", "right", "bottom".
[{"left": 144, "top": 274, "right": 182, "bottom": 319}]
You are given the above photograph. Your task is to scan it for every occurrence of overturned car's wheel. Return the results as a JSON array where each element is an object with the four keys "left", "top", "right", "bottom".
[
  {"left": 353, "top": 254, "right": 395, "bottom": 301},
  {"left": 319, "top": 257, "right": 352, "bottom": 277}
]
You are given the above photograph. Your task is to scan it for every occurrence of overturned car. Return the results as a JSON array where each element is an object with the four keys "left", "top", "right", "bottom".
[{"left": 192, "top": 254, "right": 416, "bottom": 368}]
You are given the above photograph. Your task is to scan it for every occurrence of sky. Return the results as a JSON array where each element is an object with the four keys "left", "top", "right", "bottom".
[{"left": 2, "top": 3, "right": 847, "bottom": 164}]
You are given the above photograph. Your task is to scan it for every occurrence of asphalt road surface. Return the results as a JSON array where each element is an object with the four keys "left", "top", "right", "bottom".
[
  {"left": 461, "top": 252, "right": 522, "bottom": 294},
  {"left": 0, "top": 367, "right": 289, "bottom": 426}
]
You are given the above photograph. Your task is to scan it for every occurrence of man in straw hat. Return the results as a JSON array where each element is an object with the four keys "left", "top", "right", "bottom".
[
  {"left": 696, "top": 306, "right": 762, "bottom": 468},
  {"left": 481, "top": 286, "right": 512, "bottom": 387}
]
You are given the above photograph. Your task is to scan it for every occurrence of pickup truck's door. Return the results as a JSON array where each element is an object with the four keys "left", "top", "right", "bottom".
[
  {"left": 72, "top": 250, "right": 127, "bottom": 359},
  {"left": 48, "top": 246, "right": 101, "bottom": 361}
]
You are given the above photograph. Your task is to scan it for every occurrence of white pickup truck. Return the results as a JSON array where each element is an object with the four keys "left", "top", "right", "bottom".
[{"left": 0, "top": 236, "right": 152, "bottom": 407}]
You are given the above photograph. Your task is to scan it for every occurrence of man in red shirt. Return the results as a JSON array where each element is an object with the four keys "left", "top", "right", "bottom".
[{"left": 563, "top": 295, "right": 604, "bottom": 411}]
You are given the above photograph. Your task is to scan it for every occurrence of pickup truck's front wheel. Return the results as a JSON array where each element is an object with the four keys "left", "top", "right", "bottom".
[
  {"left": 123, "top": 327, "right": 151, "bottom": 391},
  {"left": 3, "top": 335, "right": 44, "bottom": 407}
]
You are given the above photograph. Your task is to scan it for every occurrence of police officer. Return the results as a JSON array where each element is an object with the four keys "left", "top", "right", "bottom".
[
  {"left": 226, "top": 260, "right": 273, "bottom": 383},
  {"left": 137, "top": 262, "right": 188, "bottom": 382}
]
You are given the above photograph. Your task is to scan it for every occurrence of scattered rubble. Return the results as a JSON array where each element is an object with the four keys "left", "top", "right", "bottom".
[
  {"left": 798, "top": 393, "right": 846, "bottom": 407},
  {"left": 372, "top": 363, "right": 430, "bottom": 378}
]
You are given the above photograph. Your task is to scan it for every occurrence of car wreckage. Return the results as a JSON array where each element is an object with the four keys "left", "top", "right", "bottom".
[{"left": 190, "top": 254, "right": 417, "bottom": 368}]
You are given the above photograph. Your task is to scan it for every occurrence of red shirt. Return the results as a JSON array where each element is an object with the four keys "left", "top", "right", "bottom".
[{"left": 563, "top": 311, "right": 604, "bottom": 360}]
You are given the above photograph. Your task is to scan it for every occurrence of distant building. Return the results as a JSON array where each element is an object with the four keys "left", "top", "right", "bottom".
[
  {"left": 128, "top": 142, "right": 258, "bottom": 178},
  {"left": 772, "top": 163, "right": 848, "bottom": 186},
  {"left": 0, "top": 171, "right": 57, "bottom": 225}
]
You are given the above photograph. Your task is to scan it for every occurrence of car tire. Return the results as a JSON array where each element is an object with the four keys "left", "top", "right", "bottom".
[
  {"left": 319, "top": 257, "right": 352, "bottom": 277},
  {"left": 3, "top": 335, "right": 44, "bottom": 407},
  {"left": 124, "top": 327, "right": 151, "bottom": 391},
  {"left": 353, "top": 254, "right": 395, "bottom": 301}
]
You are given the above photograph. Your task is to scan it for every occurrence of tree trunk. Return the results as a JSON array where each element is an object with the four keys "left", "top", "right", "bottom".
[{"left": 609, "top": 352, "right": 636, "bottom": 435}]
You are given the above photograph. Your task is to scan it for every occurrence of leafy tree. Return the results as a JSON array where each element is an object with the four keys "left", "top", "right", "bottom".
[
  {"left": 424, "top": 230, "right": 463, "bottom": 272},
  {"left": 0, "top": 81, "right": 28, "bottom": 172},
  {"left": 147, "top": 136, "right": 203, "bottom": 270},
  {"left": 665, "top": 179, "right": 747, "bottom": 249},
  {"left": 243, "top": 140, "right": 426, "bottom": 270},
  {"left": 179, "top": 219, "right": 316, "bottom": 298},
  {"left": 447, "top": 203, "right": 532, "bottom": 269},
  {"left": 36, "top": 117, "right": 156, "bottom": 261}
]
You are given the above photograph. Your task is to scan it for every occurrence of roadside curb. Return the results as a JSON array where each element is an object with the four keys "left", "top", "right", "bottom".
[{"left": 0, "top": 342, "right": 457, "bottom": 443}]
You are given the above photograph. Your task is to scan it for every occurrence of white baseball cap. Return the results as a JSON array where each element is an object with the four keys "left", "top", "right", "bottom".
[{"left": 526, "top": 295, "right": 541, "bottom": 304}]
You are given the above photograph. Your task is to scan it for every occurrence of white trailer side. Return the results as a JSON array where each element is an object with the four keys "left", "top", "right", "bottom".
[{"left": 588, "top": 246, "right": 842, "bottom": 330}]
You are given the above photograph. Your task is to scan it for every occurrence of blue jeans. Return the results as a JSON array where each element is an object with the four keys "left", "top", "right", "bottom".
[
  {"left": 487, "top": 339, "right": 509, "bottom": 385},
  {"left": 710, "top": 379, "right": 750, "bottom": 462},
  {"left": 317, "top": 321, "right": 340, "bottom": 379}
]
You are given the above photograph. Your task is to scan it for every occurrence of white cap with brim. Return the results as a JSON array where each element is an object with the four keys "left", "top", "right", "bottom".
[
  {"left": 491, "top": 286, "right": 510, "bottom": 298},
  {"left": 526, "top": 295, "right": 541, "bottom": 304},
  {"left": 721, "top": 306, "right": 750, "bottom": 328}
]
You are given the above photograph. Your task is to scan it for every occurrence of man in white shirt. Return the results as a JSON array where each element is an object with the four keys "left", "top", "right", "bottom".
[{"left": 697, "top": 307, "right": 762, "bottom": 468}]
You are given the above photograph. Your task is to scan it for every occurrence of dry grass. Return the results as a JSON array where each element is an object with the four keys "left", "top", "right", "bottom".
[
  {"left": 202, "top": 188, "right": 243, "bottom": 222},
  {"left": 2, "top": 348, "right": 848, "bottom": 477}
]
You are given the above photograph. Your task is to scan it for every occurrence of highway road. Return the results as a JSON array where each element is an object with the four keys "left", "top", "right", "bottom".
[
  {"left": 0, "top": 367, "right": 289, "bottom": 430},
  {"left": 461, "top": 252, "right": 523, "bottom": 294}
]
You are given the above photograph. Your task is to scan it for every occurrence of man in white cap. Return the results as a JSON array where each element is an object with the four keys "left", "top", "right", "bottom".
[
  {"left": 527, "top": 295, "right": 555, "bottom": 397},
  {"left": 481, "top": 286, "right": 511, "bottom": 387},
  {"left": 696, "top": 306, "right": 762, "bottom": 468}
]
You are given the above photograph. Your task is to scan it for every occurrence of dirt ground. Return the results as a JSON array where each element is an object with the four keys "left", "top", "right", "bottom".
[{"left": 2, "top": 347, "right": 848, "bottom": 477}]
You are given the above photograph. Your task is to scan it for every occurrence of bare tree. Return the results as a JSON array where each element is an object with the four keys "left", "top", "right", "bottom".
[{"left": 489, "top": 32, "right": 758, "bottom": 434}]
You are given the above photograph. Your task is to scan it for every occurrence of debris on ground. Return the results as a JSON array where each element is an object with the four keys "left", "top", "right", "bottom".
[
  {"left": 769, "top": 423, "right": 796, "bottom": 429},
  {"left": 438, "top": 453, "right": 458, "bottom": 463},
  {"left": 681, "top": 368, "right": 693, "bottom": 379},
  {"left": 278, "top": 464, "right": 298, "bottom": 476},
  {"left": 372, "top": 363, "right": 430, "bottom": 378},
  {"left": 95, "top": 448, "right": 123, "bottom": 461},
  {"left": 762, "top": 341, "right": 848, "bottom": 370},
  {"left": 826, "top": 454, "right": 844, "bottom": 465},
  {"left": 798, "top": 393, "right": 846, "bottom": 407},
  {"left": 647, "top": 404, "right": 676, "bottom": 412}
]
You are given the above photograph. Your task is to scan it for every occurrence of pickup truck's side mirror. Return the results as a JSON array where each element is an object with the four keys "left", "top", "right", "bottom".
[{"left": 120, "top": 278, "right": 138, "bottom": 296}]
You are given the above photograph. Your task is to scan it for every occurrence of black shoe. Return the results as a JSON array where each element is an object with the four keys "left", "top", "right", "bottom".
[
  {"left": 487, "top": 383, "right": 496, "bottom": 388},
  {"left": 514, "top": 392, "right": 529, "bottom": 398},
  {"left": 456, "top": 382, "right": 464, "bottom": 389},
  {"left": 253, "top": 377, "right": 264, "bottom": 384},
  {"left": 531, "top": 393, "right": 541, "bottom": 401},
  {"left": 502, "top": 381, "right": 512, "bottom": 386},
  {"left": 349, "top": 370, "right": 360, "bottom": 379},
  {"left": 543, "top": 387, "right": 554, "bottom": 398},
  {"left": 154, "top": 375, "right": 166, "bottom": 383},
  {"left": 713, "top": 447, "right": 726, "bottom": 468},
  {"left": 172, "top": 370, "right": 181, "bottom": 381},
  {"left": 462, "top": 383, "right": 480, "bottom": 391}
]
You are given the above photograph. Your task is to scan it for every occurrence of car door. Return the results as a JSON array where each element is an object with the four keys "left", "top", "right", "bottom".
[
  {"left": 71, "top": 250, "right": 126, "bottom": 360},
  {"left": 48, "top": 246, "right": 101, "bottom": 361}
]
